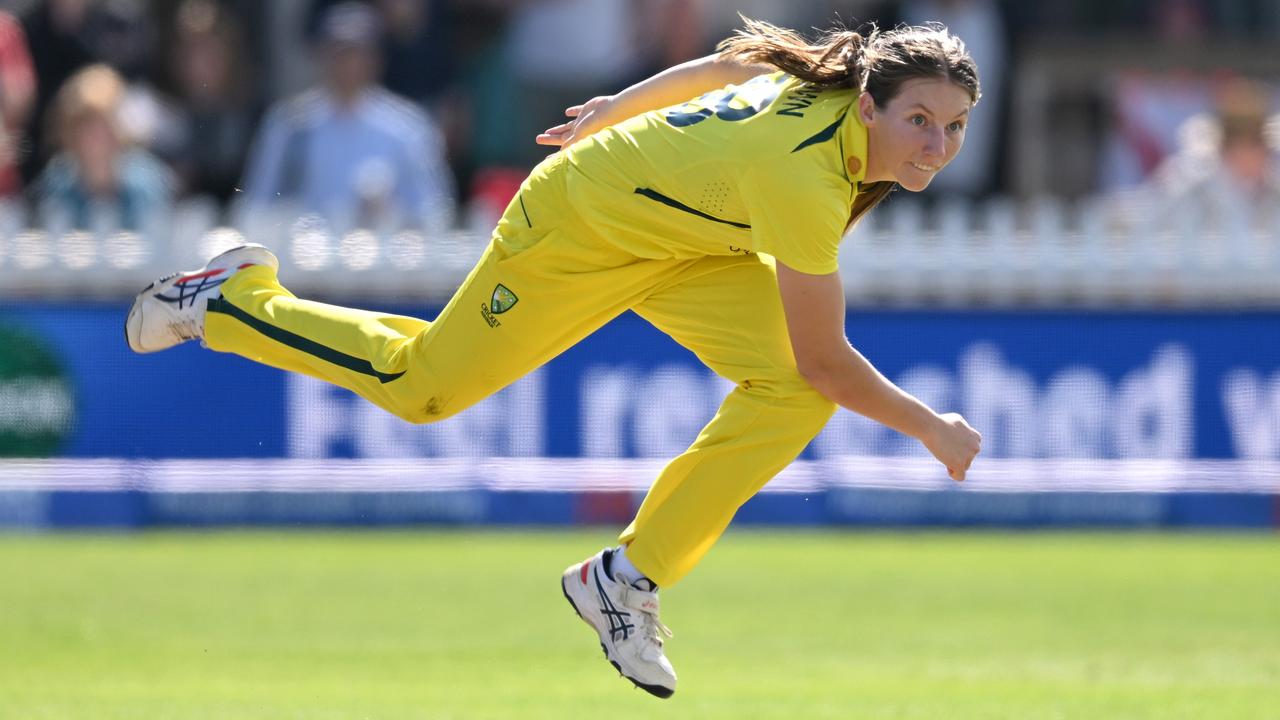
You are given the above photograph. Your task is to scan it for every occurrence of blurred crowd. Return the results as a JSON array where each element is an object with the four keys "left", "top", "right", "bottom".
[{"left": 0, "top": 0, "right": 1277, "bottom": 237}]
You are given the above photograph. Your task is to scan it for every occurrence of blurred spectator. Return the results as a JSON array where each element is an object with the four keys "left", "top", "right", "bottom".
[
  {"left": 307, "top": 0, "right": 467, "bottom": 211},
  {"left": 30, "top": 63, "right": 174, "bottom": 232},
  {"left": 0, "top": 10, "right": 35, "bottom": 196},
  {"left": 1098, "top": 73, "right": 1216, "bottom": 190},
  {"left": 20, "top": 0, "right": 154, "bottom": 179},
  {"left": 306, "top": 0, "right": 454, "bottom": 107},
  {"left": 240, "top": 1, "right": 454, "bottom": 233},
  {"left": 1117, "top": 77, "right": 1280, "bottom": 235},
  {"left": 153, "top": 0, "right": 259, "bottom": 202},
  {"left": 20, "top": 0, "right": 96, "bottom": 180}
]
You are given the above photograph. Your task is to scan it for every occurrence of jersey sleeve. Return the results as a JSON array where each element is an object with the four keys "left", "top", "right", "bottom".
[{"left": 738, "top": 160, "right": 850, "bottom": 275}]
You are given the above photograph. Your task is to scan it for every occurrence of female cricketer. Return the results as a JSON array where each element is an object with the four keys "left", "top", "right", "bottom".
[{"left": 127, "top": 19, "right": 983, "bottom": 698}]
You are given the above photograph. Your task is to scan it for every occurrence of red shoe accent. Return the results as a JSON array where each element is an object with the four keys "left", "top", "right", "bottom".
[
  {"left": 174, "top": 268, "right": 227, "bottom": 285},
  {"left": 236, "top": 263, "right": 258, "bottom": 270},
  {"left": 580, "top": 562, "right": 591, "bottom": 585}
]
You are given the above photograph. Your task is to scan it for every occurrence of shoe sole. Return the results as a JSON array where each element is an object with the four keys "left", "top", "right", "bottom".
[
  {"left": 560, "top": 569, "right": 675, "bottom": 699},
  {"left": 124, "top": 244, "right": 278, "bottom": 354}
]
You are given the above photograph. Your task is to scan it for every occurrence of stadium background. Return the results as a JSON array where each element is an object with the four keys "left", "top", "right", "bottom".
[{"left": 0, "top": 1, "right": 1277, "bottom": 718}]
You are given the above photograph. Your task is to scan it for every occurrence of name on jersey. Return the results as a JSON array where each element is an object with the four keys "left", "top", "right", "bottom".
[{"left": 778, "top": 87, "right": 822, "bottom": 118}]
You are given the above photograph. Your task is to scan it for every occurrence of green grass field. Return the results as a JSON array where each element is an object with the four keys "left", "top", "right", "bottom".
[{"left": 1, "top": 530, "right": 1277, "bottom": 719}]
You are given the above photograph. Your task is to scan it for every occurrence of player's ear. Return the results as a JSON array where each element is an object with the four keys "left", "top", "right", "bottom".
[{"left": 857, "top": 92, "right": 876, "bottom": 127}]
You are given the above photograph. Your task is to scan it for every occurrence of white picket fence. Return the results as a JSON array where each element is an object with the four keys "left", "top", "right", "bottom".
[{"left": 1, "top": 196, "right": 1277, "bottom": 305}]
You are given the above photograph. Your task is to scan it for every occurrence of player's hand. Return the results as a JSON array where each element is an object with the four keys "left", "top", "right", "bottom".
[
  {"left": 921, "top": 413, "right": 982, "bottom": 482},
  {"left": 535, "top": 95, "right": 617, "bottom": 148}
]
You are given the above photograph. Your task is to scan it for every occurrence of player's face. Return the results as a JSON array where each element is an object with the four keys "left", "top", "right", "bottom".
[{"left": 860, "top": 78, "right": 972, "bottom": 192}]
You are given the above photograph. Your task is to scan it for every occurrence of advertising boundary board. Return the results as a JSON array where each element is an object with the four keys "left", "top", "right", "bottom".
[
  {"left": 2, "top": 304, "right": 1279, "bottom": 462},
  {"left": 1, "top": 458, "right": 1276, "bottom": 530},
  {"left": 1, "top": 489, "right": 1274, "bottom": 531}
]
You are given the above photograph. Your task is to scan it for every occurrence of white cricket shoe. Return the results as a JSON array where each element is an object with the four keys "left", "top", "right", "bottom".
[
  {"left": 125, "top": 244, "right": 278, "bottom": 354},
  {"left": 561, "top": 548, "right": 677, "bottom": 698}
]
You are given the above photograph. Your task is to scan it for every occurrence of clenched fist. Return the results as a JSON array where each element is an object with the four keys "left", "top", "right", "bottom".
[{"left": 921, "top": 412, "right": 982, "bottom": 481}]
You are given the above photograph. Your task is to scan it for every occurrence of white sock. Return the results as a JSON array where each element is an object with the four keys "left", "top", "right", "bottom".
[{"left": 610, "top": 545, "right": 655, "bottom": 589}]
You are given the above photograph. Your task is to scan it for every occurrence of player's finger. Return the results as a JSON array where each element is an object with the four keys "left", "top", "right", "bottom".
[
  {"left": 536, "top": 127, "right": 573, "bottom": 144},
  {"left": 564, "top": 105, "right": 584, "bottom": 118},
  {"left": 538, "top": 121, "right": 577, "bottom": 141}
]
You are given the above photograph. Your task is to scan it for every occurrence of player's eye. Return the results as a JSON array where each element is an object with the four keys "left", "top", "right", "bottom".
[
  {"left": 947, "top": 121, "right": 964, "bottom": 133},
  {"left": 911, "top": 115, "right": 927, "bottom": 126}
]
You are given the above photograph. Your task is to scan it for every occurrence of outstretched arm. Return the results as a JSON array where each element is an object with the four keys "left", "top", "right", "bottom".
[
  {"left": 535, "top": 53, "right": 773, "bottom": 148},
  {"left": 775, "top": 261, "right": 983, "bottom": 480}
]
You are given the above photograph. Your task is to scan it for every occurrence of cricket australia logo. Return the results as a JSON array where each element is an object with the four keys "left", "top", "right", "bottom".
[{"left": 481, "top": 283, "right": 518, "bottom": 327}]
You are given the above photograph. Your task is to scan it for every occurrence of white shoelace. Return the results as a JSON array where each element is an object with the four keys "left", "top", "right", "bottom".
[
  {"left": 642, "top": 612, "right": 674, "bottom": 645},
  {"left": 618, "top": 584, "right": 673, "bottom": 646}
]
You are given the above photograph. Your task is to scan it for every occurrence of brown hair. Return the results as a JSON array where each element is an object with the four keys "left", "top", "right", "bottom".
[{"left": 719, "top": 18, "right": 981, "bottom": 222}]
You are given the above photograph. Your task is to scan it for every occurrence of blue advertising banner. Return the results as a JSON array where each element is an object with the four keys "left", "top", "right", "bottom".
[{"left": 1, "top": 303, "right": 1279, "bottom": 462}]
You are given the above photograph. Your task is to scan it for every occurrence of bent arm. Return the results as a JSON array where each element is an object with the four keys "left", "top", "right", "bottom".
[
  {"left": 536, "top": 54, "right": 773, "bottom": 147},
  {"left": 775, "top": 261, "right": 982, "bottom": 479},
  {"left": 602, "top": 53, "right": 772, "bottom": 124}
]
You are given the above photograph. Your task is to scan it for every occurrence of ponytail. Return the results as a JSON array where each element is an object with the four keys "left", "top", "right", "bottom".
[
  {"left": 719, "top": 17, "right": 981, "bottom": 224},
  {"left": 718, "top": 16, "right": 980, "bottom": 107},
  {"left": 716, "top": 16, "right": 873, "bottom": 91}
]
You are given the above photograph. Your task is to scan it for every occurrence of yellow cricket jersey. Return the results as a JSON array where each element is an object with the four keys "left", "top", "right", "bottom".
[{"left": 561, "top": 71, "right": 869, "bottom": 275}]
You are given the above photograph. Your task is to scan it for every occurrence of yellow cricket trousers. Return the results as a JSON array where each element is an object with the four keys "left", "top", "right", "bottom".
[{"left": 204, "top": 154, "right": 837, "bottom": 587}]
